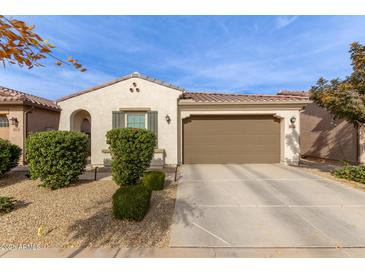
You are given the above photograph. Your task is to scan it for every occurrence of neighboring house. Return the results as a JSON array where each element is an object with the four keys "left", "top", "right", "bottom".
[
  {"left": 0, "top": 87, "right": 61, "bottom": 164},
  {"left": 278, "top": 91, "right": 358, "bottom": 163},
  {"left": 57, "top": 72, "right": 309, "bottom": 167}
]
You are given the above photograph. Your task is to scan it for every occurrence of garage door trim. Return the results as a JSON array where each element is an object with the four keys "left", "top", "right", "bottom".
[{"left": 182, "top": 114, "right": 281, "bottom": 164}]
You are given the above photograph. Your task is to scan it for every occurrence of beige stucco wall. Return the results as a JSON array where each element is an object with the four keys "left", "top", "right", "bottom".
[
  {"left": 300, "top": 103, "right": 358, "bottom": 163},
  {"left": 58, "top": 77, "right": 182, "bottom": 166},
  {"left": 179, "top": 104, "right": 304, "bottom": 165},
  {"left": 0, "top": 117, "right": 9, "bottom": 139},
  {"left": 27, "top": 107, "right": 60, "bottom": 135},
  {"left": 0, "top": 105, "right": 61, "bottom": 164},
  {"left": 0, "top": 105, "right": 25, "bottom": 163}
]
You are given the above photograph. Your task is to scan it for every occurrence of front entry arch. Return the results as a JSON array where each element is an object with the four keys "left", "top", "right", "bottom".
[{"left": 70, "top": 109, "right": 91, "bottom": 155}]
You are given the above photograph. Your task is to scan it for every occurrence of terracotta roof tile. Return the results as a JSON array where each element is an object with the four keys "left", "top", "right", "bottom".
[
  {"left": 54, "top": 72, "right": 311, "bottom": 105},
  {"left": 0, "top": 86, "right": 60, "bottom": 111},
  {"left": 277, "top": 90, "right": 310, "bottom": 97},
  {"left": 180, "top": 92, "right": 310, "bottom": 103}
]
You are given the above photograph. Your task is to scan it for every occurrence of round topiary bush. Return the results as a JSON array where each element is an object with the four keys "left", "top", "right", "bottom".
[
  {"left": 143, "top": 170, "right": 165, "bottom": 191},
  {"left": 112, "top": 184, "right": 152, "bottom": 221},
  {"left": 106, "top": 128, "right": 156, "bottom": 185},
  {"left": 0, "top": 138, "right": 21, "bottom": 177},
  {"left": 26, "top": 131, "right": 89, "bottom": 189}
]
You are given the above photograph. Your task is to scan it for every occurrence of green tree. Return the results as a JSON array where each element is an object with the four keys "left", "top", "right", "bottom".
[{"left": 310, "top": 42, "right": 365, "bottom": 163}]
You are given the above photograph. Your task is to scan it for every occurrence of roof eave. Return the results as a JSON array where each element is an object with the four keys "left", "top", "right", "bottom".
[
  {"left": 57, "top": 72, "right": 185, "bottom": 103},
  {"left": 26, "top": 102, "right": 61, "bottom": 112},
  {"left": 0, "top": 100, "right": 61, "bottom": 111},
  {"left": 178, "top": 99, "right": 312, "bottom": 107}
]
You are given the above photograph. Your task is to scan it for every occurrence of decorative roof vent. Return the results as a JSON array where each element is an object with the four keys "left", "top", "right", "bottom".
[
  {"left": 131, "top": 72, "right": 140, "bottom": 77},
  {"left": 129, "top": 81, "right": 140, "bottom": 93}
]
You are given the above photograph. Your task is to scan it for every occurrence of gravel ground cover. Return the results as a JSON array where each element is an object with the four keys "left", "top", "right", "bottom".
[{"left": 0, "top": 171, "right": 177, "bottom": 248}]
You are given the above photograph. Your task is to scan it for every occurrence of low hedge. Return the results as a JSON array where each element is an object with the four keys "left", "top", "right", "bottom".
[
  {"left": 26, "top": 131, "right": 89, "bottom": 189},
  {"left": 0, "top": 138, "right": 21, "bottom": 177},
  {"left": 112, "top": 184, "right": 152, "bottom": 221},
  {"left": 106, "top": 128, "right": 156, "bottom": 186},
  {"left": 0, "top": 196, "right": 15, "bottom": 213},
  {"left": 332, "top": 165, "right": 365, "bottom": 184},
  {"left": 143, "top": 170, "right": 165, "bottom": 190}
]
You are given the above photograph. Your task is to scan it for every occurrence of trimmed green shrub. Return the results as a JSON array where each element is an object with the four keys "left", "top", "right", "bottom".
[
  {"left": 332, "top": 165, "right": 365, "bottom": 184},
  {"left": 106, "top": 128, "right": 156, "bottom": 185},
  {"left": 26, "top": 131, "right": 89, "bottom": 189},
  {"left": 112, "top": 184, "right": 152, "bottom": 221},
  {"left": 0, "top": 138, "right": 21, "bottom": 177},
  {"left": 143, "top": 170, "right": 165, "bottom": 191},
  {"left": 0, "top": 196, "right": 15, "bottom": 213},
  {"left": 8, "top": 143, "right": 22, "bottom": 168}
]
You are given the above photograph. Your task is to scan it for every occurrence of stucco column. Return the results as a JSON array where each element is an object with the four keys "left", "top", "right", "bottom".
[
  {"left": 358, "top": 124, "right": 365, "bottom": 164},
  {"left": 282, "top": 112, "right": 300, "bottom": 166}
]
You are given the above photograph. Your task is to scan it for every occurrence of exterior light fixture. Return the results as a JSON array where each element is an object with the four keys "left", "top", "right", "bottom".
[
  {"left": 165, "top": 114, "right": 171, "bottom": 124},
  {"left": 290, "top": 116, "right": 296, "bottom": 124},
  {"left": 10, "top": 117, "right": 18, "bottom": 126}
]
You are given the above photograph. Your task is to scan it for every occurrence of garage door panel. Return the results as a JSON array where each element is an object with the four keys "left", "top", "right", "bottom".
[
  {"left": 184, "top": 125, "right": 279, "bottom": 135},
  {"left": 184, "top": 144, "right": 280, "bottom": 152},
  {"left": 183, "top": 115, "right": 280, "bottom": 164},
  {"left": 186, "top": 147, "right": 279, "bottom": 156},
  {"left": 184, "top": 135, "right": 280, "bottom": 145},
  {"left": 184, "top": 154, "right": 280, "bottom": 164},
  {"left": 184, "top": 131, "right": 280, "bottom": 137}
]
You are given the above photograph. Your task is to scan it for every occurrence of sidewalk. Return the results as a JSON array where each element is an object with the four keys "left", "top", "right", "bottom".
[{"left": 2, "top": 247, "right": 365, "bottom": 258}]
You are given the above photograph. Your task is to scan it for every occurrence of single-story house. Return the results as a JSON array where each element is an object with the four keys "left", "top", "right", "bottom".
[
  {"left": 0, "top": 86, "right": 61, "bottom": 164},
  {"left": 57, "top": 72, "right": 310, "bottom": 167},
  {"left": 277, "top": 90, "right": 359, "bottom": 164}
]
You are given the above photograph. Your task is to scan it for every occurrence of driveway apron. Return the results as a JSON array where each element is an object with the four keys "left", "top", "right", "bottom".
[{"left": 169, "top": 164, "right": 365, "bottom": 247}]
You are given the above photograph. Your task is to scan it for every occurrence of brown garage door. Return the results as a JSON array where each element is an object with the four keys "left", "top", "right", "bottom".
[{"left": 183, "top": 115, "right": 281, "bottom": 164}]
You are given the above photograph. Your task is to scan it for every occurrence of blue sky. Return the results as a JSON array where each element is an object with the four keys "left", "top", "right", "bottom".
[{"left": 1, "top": 16, "right": 365, "bottom": 100}]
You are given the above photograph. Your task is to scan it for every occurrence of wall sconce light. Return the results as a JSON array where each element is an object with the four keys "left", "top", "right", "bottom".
[
  {"left": 289, "top": 116, "right": 296, "bottom": 129},
  {"left": 290, "top": 116, "right": 296, "bottom": 124},
  {"left": 165, "top": 114, "right": 171, "bottom": 124},
  {"left": 10, "top": 117, "right": 18, "bottom": 126}
]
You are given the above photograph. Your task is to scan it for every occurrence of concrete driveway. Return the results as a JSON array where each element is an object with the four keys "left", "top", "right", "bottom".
[{"left": 170, "top": 164, "right": 365, "bottom": 248}]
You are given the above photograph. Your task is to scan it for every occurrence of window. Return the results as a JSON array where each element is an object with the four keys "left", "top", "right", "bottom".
[
  {"left": 126, "top": 113, "right": 146, "bottom": 129},
  {"left": 0, "top": 115, "right": 9, "bottom": 128}
]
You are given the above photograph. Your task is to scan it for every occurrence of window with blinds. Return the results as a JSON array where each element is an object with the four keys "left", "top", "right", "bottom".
[
  {"left": 0, "top": 115, "right": 9, "bottom": 127},
  {"left": 126, "top": 113, "right": 146, "bottom": 129}
]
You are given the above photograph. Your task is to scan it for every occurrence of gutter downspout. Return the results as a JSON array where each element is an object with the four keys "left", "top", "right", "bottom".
[
  {"left": 355, "top": 121, "right": 364, "bottom": 165},
  {"left": 356, "top": 123, "right": 359, "bottom": 164},
  {"left": 23, "top": 106, "right": 34, "bottom": 164}
]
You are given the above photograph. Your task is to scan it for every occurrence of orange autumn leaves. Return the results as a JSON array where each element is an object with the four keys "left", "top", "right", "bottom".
[{"left": 0, "top": 16, "right": 86, "bottom": 72}]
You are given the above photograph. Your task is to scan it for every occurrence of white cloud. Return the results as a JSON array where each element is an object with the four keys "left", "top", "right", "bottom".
[{"left": 275, "top": 16, "right": 299, "bottom": 29}]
